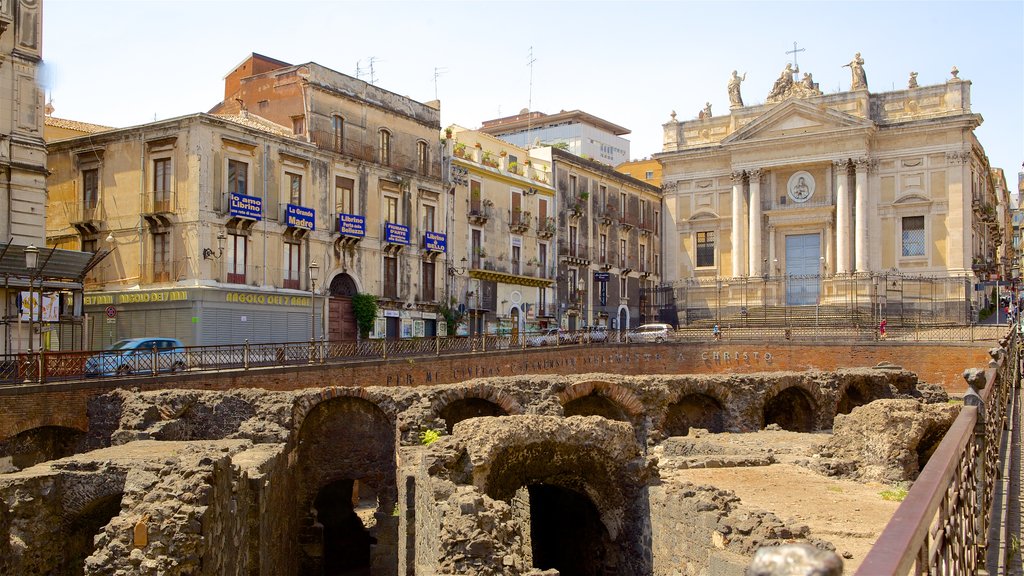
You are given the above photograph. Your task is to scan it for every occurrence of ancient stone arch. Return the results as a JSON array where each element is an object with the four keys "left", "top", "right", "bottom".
[
  {"left": 430, "top": 385, "right": 523, "bottom": 434},
  {"left": 0, "top": 425, "right": 87, "bottom": 471},
  {"left": 761, "top": 380, "right": 823, "bottom": 432},
  {"left": 291, "top": 386, "right": 399, "bottom": 441},
  {"left": 835, "top": 377, "right": 891, "bottom": 417},
  {"left": 663, "top": 392, "right": 728, "bottom": 436},
  {"left": 558, "top": 380, "right": 644, "bottom": 422}
]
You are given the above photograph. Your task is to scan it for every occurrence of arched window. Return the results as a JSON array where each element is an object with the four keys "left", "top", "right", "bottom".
[
  {"left": 332, "top": 115, "right": 345, "bottom": 152},
  {"left": 378, "top": 129, "right": 391, "bottom": 165}
]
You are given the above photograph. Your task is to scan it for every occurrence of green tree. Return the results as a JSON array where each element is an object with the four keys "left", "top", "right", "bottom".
[
  {"left": 437, "top": 298, "right": 464, "bottom": 335},
  {"left": 351, "top": 293, "right": 378, "bottom": 339}
]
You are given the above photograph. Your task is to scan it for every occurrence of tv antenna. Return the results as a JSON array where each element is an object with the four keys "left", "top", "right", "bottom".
[
  {"left": 433, "top": 67, "right": 448, "bottom": 100},
  {"left": 526, "top": 46, "right": 537, "bottom": 147}
]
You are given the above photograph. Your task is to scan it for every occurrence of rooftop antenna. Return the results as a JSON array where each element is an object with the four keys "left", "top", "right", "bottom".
[
  {"left": 526, "top": 46, "right": 537, "bottom": 148},
  {"left": 786, "top": 41, "right": 805, "bottom": 81},
  {"left": 355, "top": 59, "right": 365, "bottom": 80},
  {"left": 367, "top": 56, "right": 380, "bottom": 85},
  {"left": 433, "top": 67, "right": 448, "bottom": 100}
]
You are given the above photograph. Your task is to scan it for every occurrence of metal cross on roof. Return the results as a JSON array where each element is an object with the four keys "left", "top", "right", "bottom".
[{"left": 786, "top": 41, "right": 806, "bottom": 79}]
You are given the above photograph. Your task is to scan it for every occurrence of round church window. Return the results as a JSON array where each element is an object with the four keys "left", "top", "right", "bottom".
[{"left": 787, "top": 171, "right": 815, "bottom": 203}]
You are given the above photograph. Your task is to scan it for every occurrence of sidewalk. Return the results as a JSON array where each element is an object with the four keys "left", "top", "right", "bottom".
[{"left": 987, "top": 370, "right": 1022, "bottom": 575}]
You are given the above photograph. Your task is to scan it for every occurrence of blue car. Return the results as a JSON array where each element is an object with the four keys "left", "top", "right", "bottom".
[{"left": 84, "top": 337, "right": 187, "bottom": 377}]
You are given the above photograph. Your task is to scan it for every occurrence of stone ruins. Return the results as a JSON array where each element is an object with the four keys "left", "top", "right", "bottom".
[{"left": 0, "top": 367, "right": 955, "bottom": 575}]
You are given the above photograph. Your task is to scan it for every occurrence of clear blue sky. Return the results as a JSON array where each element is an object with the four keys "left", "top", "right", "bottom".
[{"left": 43, "top": 0, "right": 1023, "bottom": 178}]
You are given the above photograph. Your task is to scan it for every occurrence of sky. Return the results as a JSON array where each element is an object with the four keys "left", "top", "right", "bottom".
[{"left": 43, "top": 0, "right": 1023, "bottom": 177}]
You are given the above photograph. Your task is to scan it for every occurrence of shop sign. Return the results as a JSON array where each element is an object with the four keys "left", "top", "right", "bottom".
[
  {"left": 424, "top": 231, "right": 446, "bottom": 252},
  {"left": 84, "top": 294, "right": 115, "bottom": 306},
  {"left": 224, "top": 292, "right": 311, "bottom": 306},
  {"left": 385, "top": 222, "right": 410, "bottom": 245},
  {"left": 383, "top": 309, "right": 401, "bottom": 318},
  {"left": 285, "top": 203, "right": 315, "bottom": 231},
  {"left": 118, "top": 290, "right": 189, "bottom": 305},
  {"left": 229, "top": 192, "right": 263, "bottom": 220},
  {"left": 339, "top": 213, "right": 366, "bottom": 237},
  {"left": 593, "top": 272, "right": 610, "bottom": 282},
  {"left": 19, "top": 292, "right": 58, "bottom": 322}
]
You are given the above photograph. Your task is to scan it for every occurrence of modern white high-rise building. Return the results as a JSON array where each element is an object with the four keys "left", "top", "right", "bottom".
[{"left": 479, "top": 109, "right": 630, "bottom": 167}]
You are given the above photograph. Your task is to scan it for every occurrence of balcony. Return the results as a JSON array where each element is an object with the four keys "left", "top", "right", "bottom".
[
  {"left": 68, "top": 202, "right": 103, "bottom": 234},
  {"left": 558, "top": 240, "right": 591, "bottom": 266},
  {"left": 509, "top": 209, "right": 531, "bottom": 234},
  {"left": 537, "top": 216, "right": 556, "bottom": 239},
  {"left": 599, "top": 203, "right": 618, "bottom": 226},
  {"left": 597, "top": 251, "right": 618, "bottom": 271},
  {"left": 468, "top": 200, "right": 492, "bottom": 225},
  {"left": 142, "top": 192, "right": 175, "bottom": 215},
  {"left": 619, "top": 212, "right": 637, "bottom": 231},
  {"left": 620, "top": 255, "right": 635, "bottom": 273}
]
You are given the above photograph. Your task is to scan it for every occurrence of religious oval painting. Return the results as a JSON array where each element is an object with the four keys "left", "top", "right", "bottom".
[{"left": 787, "top": 171, "right": 815, "bottom": 203}]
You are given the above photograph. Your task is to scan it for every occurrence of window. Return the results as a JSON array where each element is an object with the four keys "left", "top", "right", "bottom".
[
  {"left": 379, "top": 129, "right": 391, "bottom": 165},
  {"left": 335, "top": 176, "right": 354, "bottom": 215},
  {"left": 385, "top": 195, "right": 398, "bottom": 223},
  {"left": 654, "top": 210, "right": 660, "bottom": 235},
  {"left": 600, "top": 233, "right": 608, "bottom": 261},
  {"left": 152, "top": 232, "right": 170, "bottom": 282},
  {"left": 153, "top": 158, "right": 171, "bottom": 203},
  {"left": 645, "top": 170, "right": 654, "bottom": 180},
  {"left": 639, "top": 199, "right": 646, "bottom": 225},
  {"left": 283, "top": 242, "right": 301, "bottom": 289},
  {"left": 538, "top": 198, "right": 548, "bottom": 222},
  {"left": 421, "top": 261, "right": 435, "bottom": 301},
  {"left": 696, "top": 231, "right": 715, "bottom": 267},
  {"left": 620, "top": 275, "right": 627, "bottom": 298},
  {"left": 226, "top": 233, "right": 247, "bottom": 284},
  {"left": 640, "top": 244, "right": 647, "bottom": 271},
  {"left": 417, "top": 140, "right": 429, "bottom": 175},
  {"left": 332, "top": 115, "right": 345, "bottom": 152},
  {"left": 569, "top": 225, "right": 578, "bottom": 256},
  {"left": 292, "top": 116, "right": 305, "bottom": 136},
  {"left": 620, "top": 238, "right": 627, "bottom": 265},
  {"left": 423, "top": 204, "right": 435, "bottom": 233},
  {"left": 471, "top": 229, "right": 482, "bottom": 268},
  {"left": 287, "top": 173, "right": 302, "bottom": 205},
  {"left": 539, "top": 243, "right": 548, "bottom": 277},
  {"left": 902, "top": 216, "right": 926, "bottom": 257},
  {"left": 600, "top": 185, "right": 607, "bottom": 206},
  {"left": 82, "top": 238, "right": 97, "bottom": 253},
  {"left": 654, "top": 253, "right": 660, "bottom": 276},
  {"left": 384, "top": 255, "right": 398, "bottom": 299},
  {"left": 569, "top": 174, "right": 577, "bottom": 198},
  {"left": 83, "top": 168, "right": 99, "bottom": 209},
  {"left": 228, "top": 160, "right": 248, "bottom": 195}
]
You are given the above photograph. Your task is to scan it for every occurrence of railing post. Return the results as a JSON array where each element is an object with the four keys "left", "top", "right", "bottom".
[
  {"left": 244, "top": 339, "right": 250, "bottom": 370},
  {"left": 436, "top": 334, "right": 440, "bottom": 356},
  {"left": 151, "top": 345, "right": 158, "bottom": 376},
  {"left": 320, "top": 336, "right": 326, "bottom": 364},
  {"left": 963, "top": 384, "right": 988, "bottom": 555},
  {"left": 37, "top": 349, "right": 45, "bottom": 384},
  {"left": 382, "top": 339, "right": 387, "bottom": 360}
]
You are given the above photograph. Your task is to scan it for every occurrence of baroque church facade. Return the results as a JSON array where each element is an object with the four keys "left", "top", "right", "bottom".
[{"left": 657, "top": 59, "right": 1004, "bottom": 320}]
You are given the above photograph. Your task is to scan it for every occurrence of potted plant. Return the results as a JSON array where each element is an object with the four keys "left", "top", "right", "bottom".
[
  {"left": 454, "top": 142, "right": 466, "bottom": 158},
  {"left": 508, "top": 161, "right": 518, "bottom": 174}
]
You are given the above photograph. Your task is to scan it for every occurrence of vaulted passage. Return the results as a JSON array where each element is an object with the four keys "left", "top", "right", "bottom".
[
  {"left": 315, "top": 479, "right": 375, "bottom": 575},
  {"left": 763, "top": 387, "right": 817, "bottom": 432},
  {"left": 0, "top": 426, "right": 86, "bottom": 472},
  {"left": 564, "top": 393, "right": 628, "bottom": 422},
  {"left": 663, "top": 393, "right": 726, "bottom": 436},
  {"left": 529, "top": 483, "right": 614, "bottom": 576},
  {"left": 836, "top": 381, "right": 887, "bottom": 416},
  {"left": 439, "top": 398, "right": 507, "bottom": 434},
  {"left": 64, "top": 492, "right": 123, "bottom": 574}
]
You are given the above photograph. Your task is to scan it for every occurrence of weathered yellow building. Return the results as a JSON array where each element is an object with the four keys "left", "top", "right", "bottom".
[
  {"left": 46, "top": 54, "right": 444, "bottom": 347},
  {"left": 658, "top": 62, "right": 1005, "bottom": 322},
  {"left": 615, "top": 158, "right": 663, "bottom": 188}
]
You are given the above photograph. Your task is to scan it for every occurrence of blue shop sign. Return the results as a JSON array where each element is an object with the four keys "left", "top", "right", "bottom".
[
  {"left": 285, "top": 204, "right": 315, "bottom": 230},
  {"left": 424, "top": 231, "right": 447, "bottom": 252},
  {"left": 338, "top": 213, "right": 366, "bottom": 237},
  {"left": 385, "top": 222, "right": 410, "bottom": 245},
  {"left": 229, "top": 193, "right": 262, "bottom": 221},
  {"left": 594, "top": 271, "right": 610, "bottom": 282}
]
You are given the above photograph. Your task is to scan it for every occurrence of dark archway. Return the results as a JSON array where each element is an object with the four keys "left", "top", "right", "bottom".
[
  {"left": 763, "top": 387, "right": 817, "bottom": 432},
  {"left": 915, "top": 423, "right": 949, "bottom": 475},
  {"left": 563, "top": 392, "right": 628, "bottom": 422},
  {"left": 836, "top": 381, "right": 886, "bottom": 416},
  {"left": 296, "top": 396, "right": 395, "bottom": 575},
  {"left": 329, "top": 273, "right": 359, "bottom": 297},
  {"left": 0, "top": 426, "right": 86, "bottom": 472},
  {"left": 663, "top": 393, "right": 726, "bottom": 436},
  {"left": 63, "top": 492, "right": 123, "bottom": 573},
  {"left": 314, "top": 479, "right": 376, "bottom": 575},
  {"left": 529, "top": 484, "right": 613, "bottom": 576},
  {"left": 439, "top": 398, "right": 508, "bottom": 434}
]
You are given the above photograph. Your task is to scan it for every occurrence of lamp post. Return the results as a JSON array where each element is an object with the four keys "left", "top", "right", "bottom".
[
  {"left": 24, "top": 245, "right": 38, "bottom": 354},
  {"left": 308, "top": 261, "right": 320, "bottom": 342},
  {"left": 447, "top": 258, "right": 468, "bottom": 336},
  {"left": 577, "top": 276, "right": 586, "bottom": 329}
]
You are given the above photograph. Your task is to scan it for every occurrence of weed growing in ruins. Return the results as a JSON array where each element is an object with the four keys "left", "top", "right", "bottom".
[
  {"left": 419, "top": 428, "right": 442, "bottom": 446},
  {"left": 879, "top": 487, "right": 908, "bottom": 502},
  {"left": 827, "top": 486, "right": 843, "bottom": 493}
]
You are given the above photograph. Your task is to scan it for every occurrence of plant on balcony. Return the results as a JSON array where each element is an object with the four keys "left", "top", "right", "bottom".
[
  {"left": 526, "top": 257, "right": 540, "bottom": 266},
  {"left": 482, "top": 152, "right": 499, "bottom": 168},
  {"left": 508, "top": 161, "right": 518, "bottom": 173},
  {"left": 578, "top": 190, "right": 589, "bottom": 201},
  {"left": 454, "top": 142, "right": 466, "bottom": 158},
  {"left": 475, "top": 246, "right": 487, "bottom": 258},
  {"left": 351, "top": 293, "right": 378, "bottom": 339}
]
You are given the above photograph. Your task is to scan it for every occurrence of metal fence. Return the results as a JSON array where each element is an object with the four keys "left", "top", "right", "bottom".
[
  {"left": 669, "top": 273, "right": 975, "bottom": 328},
  {"left": 857, "top": 328, "right": 1018, "bottom": 574}
]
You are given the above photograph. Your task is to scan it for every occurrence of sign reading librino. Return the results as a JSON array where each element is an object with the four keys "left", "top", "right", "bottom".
[
  {"left": 424, "top": 231, "right": 447, "bottom": 252},
  {"left": 285, "top": 204, "right": 315, "bottom": 231},
  {"left": 229, "top": 193, "right": 263, "bottom": 220},
  {"left": 339, "top": 213, "right": 366, "bottom": 237},
  {"left": 385, "top": 222, "right": 410, "bottom": 245}
]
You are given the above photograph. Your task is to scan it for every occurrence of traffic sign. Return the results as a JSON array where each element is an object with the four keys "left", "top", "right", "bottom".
[{"left": 105, "top": 305, "right": 117, "bottom": 319}]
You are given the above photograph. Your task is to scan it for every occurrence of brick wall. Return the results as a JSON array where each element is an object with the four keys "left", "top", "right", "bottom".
[{"left": 0, "top": 341, "right": 991, "bottom": 441}]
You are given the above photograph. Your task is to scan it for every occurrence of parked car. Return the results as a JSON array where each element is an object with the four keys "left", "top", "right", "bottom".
[
  {"left": 85, "top": 337, "right": 187, "bottom": 376},
  {"left": 527, "top": 328, "right": 562, "bottom": 347},
  {"left": 626, "top": 323, "right": 672, "bottom": 343},
  {"left": 583, "top": 326, "right": 609, "bottom": 343}
]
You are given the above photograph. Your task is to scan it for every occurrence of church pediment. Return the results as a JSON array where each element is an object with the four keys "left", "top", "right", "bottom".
[{"left": 722, "top": 100, "right": 875, "bottom": 144}]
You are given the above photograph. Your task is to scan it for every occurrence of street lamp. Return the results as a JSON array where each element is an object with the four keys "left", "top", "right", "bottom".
[
  {"left": 308, "top": 261, "right": 320, "bottom": 343},
  {"left": 25, "top": 245, "right": 39, "bottom": 354},
  {"left": 203, "top": 231, "right": 226, "bottom": 260},
  {"left": 577, "top": 276, "right": 586, "bottom": 328}
]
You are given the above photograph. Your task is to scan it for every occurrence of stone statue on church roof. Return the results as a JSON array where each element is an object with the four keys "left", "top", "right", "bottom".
[
  {"left": 908, "top": 71, "right": 919, "bottom": 89},
  {"left": 766, "top": 63, "right": 822, "bottom": 104},
  {"left": 767, "top": 63, "right": 794, "bottom": 101},
  {"left": 843, "top": 52, "right": 868, "bottom": 91},
  {"left": 728, "top": 70, "right": 746, "bottom": 108}
]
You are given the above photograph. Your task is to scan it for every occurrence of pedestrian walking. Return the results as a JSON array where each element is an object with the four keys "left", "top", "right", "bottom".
[
  {"left": 879, "top": 317, "right": 887, "bottom": 340},
  {"left": 712, "top": 323, "right": 721, "bottom": 341}
]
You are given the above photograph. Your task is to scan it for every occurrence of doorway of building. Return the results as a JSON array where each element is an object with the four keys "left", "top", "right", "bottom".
[
  {"left": 510, "top": 307, "right": 520, "bottom": 345},
  {"left": 785, "top": 234, "right": 821, "bottom": 306},
  {"left": 328, "top": 274, "right": 359, "bottom": 342}
]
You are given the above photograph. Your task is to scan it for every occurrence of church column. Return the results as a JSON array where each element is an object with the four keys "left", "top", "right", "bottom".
[
  {"left": 748, "top": 169, "right": 762, "bottom": 277},
  {"left": 731, "top": 171, "right": 745, "bottom": 278},
  {"left": 834, "top": 160, "right": 851, "bottom": 274},
  {"left": 854, "top": 158, "right": 869, "bottom": 272}
]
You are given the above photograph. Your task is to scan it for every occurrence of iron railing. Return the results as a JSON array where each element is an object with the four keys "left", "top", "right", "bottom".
[{"left": 856, "top": 327, "right": 1017, "bottom": 575}]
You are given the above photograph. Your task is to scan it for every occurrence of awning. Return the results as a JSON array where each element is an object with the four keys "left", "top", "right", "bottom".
[{"left": 0, "top": 242, "right": 111, "bottom": 288}]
